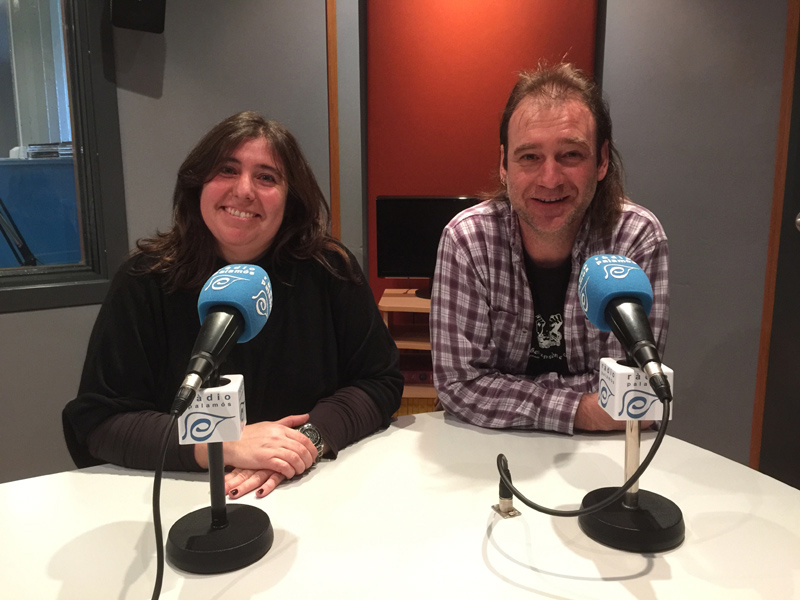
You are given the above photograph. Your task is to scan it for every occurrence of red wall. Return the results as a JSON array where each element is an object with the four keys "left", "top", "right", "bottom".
[{"left": 366, "top": 0, "right": 597, "bottom": 300}]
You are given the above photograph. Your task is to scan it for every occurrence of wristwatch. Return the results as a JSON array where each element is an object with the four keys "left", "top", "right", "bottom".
[{"left": 296, "top": 423, "right": 326, "bottom": 464}]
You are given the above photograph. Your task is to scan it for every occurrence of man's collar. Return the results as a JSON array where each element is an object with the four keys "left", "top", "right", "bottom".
[{"left": 571, "top": 216, "right": 594, "bottom": 265}]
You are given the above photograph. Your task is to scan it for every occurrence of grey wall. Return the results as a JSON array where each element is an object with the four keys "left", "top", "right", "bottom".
[
  {"left": 336, "top": 0, "right": 367, "bottom": 268},
  {"left": 602, "top": 0, "right": 787, "bottom": 464},
  {"left": 0, "top": 305, "right": 99, "bottom": 482},
  {"left": 114, "top": 0, "right": 330, "bottom": 245}
]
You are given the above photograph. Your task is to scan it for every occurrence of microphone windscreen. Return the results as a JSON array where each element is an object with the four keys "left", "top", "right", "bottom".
[
  {"left": 197, "top": 264, "right": 273, "bottom": 343},
  {"left": 578, "top": 254, "right": 653, "bottom": 331}
]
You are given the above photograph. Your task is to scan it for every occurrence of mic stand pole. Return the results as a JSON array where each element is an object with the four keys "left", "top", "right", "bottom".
[
  {"left": 623, "top": 419, "right": 640, "bottom": 510},
  {"left": 208, "top": 441, "right": 228, "bottom": 528},
  {"left": 166, "top": 371, "right": 274, "bottom": 574},
  {"left": 577, "top": 359, "right": 684, "bottom": 553}
]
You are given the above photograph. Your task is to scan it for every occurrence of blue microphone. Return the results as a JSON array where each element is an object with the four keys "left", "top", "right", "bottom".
[
  {"left": 578, "top": 254, "right": 671, "bottom": 402},
  {"left": 172, "top": 264, "right": 273, "bottom": 416},
  {"left": 578, "top": 255, "right": 653, "bottom": 330}
]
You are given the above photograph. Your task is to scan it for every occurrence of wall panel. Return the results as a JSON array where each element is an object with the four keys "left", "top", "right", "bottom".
[{"left": 366, "top": 0, "right": 597, "bottom": 298}]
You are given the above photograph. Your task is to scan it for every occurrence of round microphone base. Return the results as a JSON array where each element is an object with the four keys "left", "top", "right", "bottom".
[
  {"left": 166, "top": 504, "right": 274, "bottom": 574},
  {"left": 578, "top": 487, "right": 684, "bottom": 553}
]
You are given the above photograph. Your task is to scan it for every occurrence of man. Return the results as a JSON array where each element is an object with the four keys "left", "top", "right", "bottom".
[{"left": 430, "top": 63, "right": 668, "bottom": 433}]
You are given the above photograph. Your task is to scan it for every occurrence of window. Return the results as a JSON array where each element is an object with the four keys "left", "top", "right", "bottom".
[{"left": 0, "top": 0, "right": 128, "bottom": 313}]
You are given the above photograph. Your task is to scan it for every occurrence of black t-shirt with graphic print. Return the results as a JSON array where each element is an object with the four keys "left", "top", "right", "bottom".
[{"left": 524, "top": 254, "right": 572, "bottom": 378}]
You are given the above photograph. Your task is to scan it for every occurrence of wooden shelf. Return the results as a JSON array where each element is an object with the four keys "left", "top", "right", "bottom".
[
  {"left": 380, "top": 288, "right": 437, "bottom": 416},
  {"left": 402, "top": 383, "right": 437, "bottom": 399},
  {"left": 378, "top": 288, "right": 431, "bottom": 314},
  {"left": 393, "top": 394, "right": 437, "bottom": 417},
  {"left": 391, "top": 323, "right": 430, "bottom": 350}
]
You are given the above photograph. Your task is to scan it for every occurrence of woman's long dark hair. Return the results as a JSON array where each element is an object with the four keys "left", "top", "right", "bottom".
[{"left": 133, "top": 111, "right": 358, "bottom": 291}]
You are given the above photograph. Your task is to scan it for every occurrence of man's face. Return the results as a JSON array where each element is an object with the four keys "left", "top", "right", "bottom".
[{"left": 500, "top": 96, "right": 609, "bottom": 250}]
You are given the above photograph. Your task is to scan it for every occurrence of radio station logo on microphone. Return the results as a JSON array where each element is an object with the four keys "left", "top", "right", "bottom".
[
  {"left": 598, "top": 357, "right": 672, "bottom": 421},
  {"left": 203, "top": 264, "right": 258, "bottom": 292},
  {"left": 182, "top": 411, "right": 235, "bottom": 443},
  {"left": 252, "top": 275, "right": 273, "bottom": 318},
  {"left": 178, "top": 374, "right": 247, "bottom": 445},
  {"left": 181, "top": 389, "right": 237, "bottom": 443},
  {"left": 598, "top": 377, "right": 615, "bottom": 409},
  {"left": 578, "top": 268, "right": 590, "bottom": 314},
  {"left": 621, "top": 389, "right": 660, "bottom": 419},
  {"left": 591, "top": 254, "right": 638, "bottom": 281}
]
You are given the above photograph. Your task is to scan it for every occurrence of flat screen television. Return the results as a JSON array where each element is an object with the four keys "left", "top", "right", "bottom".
[{"left": 376, "top": 195, "right": 481, "bottom": 298}]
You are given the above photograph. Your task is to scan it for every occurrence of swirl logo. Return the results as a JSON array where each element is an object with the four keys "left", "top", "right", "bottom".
[
  {"left": 598, "top": 379, "right": 614, "bottom": 408},
  {"left": 252, "top": 277, "right": 273, "bottom": 317},
  {"left": 204, "top": 274, "right": 248, "bottom": 292},
  {"left": 621, "top": 389, "right": 659, "bottom": 419},
  {"left": 579, "top": 276, "right": 590, "bottom": 314},
  {"left": 181, "top": 411, "right": 234, "bottom": 442},
  {"left": 603, "top": 264, "right": 637, "bottom": 280}
]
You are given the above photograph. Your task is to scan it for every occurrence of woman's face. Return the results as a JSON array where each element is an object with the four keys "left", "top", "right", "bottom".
[{"left": 200, "top": 137, "right": 288, "bottom": 263}]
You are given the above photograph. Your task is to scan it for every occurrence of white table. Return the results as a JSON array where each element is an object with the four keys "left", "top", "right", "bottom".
[{"left": 2, "top": 412, "right": 799, "bottom": 599}]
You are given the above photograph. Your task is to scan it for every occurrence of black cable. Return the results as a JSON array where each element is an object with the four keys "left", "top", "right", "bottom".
[
  {"left": 497, "top": 399, "right": 671, "bottom": 517},
  {"left": 151, "top": 415, "right": 177, "bottom": 600}
]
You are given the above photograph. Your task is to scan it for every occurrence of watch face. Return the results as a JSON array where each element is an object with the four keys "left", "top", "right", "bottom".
[
  {"left": 299, "top": 424, "right": 323, "bottom": 449},
  {"left": 297, "top": 423, "right": 322, "bottom": 459}
]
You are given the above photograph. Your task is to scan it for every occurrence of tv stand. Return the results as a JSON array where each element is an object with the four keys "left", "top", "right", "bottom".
[{"left": 378, "top": 289, "right": 437, "bottom": 416}]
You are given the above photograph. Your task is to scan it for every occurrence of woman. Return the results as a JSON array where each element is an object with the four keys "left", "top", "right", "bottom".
[{"left": 63, "top": 112, "right": 402, "bottom": 498}]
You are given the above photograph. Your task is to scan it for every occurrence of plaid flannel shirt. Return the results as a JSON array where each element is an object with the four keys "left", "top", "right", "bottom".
[{"left": 431, "top": 199, "right": 669, "bottom": 433}]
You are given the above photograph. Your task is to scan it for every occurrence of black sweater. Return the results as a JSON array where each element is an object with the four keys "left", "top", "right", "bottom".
[{"left": 62, "top": 251, "right": 402, "bottom": 470}]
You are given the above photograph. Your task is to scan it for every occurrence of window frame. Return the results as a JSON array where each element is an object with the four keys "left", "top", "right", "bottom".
[{"left": 0, "top": 0, "right": 128, "bottom": 313}]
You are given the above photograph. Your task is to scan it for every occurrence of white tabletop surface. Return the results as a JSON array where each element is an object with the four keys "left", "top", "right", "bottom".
[{"left": 2, "top": 411, "right": 799, "bottom": 599}]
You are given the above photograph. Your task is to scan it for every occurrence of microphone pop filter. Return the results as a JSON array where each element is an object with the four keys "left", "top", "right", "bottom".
[
  {"left": 578, "top": 254, "right": 653, "bottom": 331},
  {"left": 198, "top": 264, "right": 273, "bottom": 342}
]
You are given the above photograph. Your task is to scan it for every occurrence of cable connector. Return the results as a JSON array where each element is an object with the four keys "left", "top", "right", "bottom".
[
  {"left": 170, "top": 373, "right": 203, "bottom": 417},
  {"left": 492, "top": 455, "right": 521, "bottom": 519}
]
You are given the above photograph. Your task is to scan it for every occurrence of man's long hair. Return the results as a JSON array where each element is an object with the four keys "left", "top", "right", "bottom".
[
  {"left": 133, "top": 111, "right": 358, "bottom": 291},
  {"left": 489, "top": 62, "right": 624, "bottom": 236}
]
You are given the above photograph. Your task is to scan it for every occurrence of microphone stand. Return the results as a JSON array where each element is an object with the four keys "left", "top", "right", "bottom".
[
  {"left": 0, "top": 196, "right": 37, "bottom": 266},
  {"left": 166, "top": 371, "right": 274, "bottom": 574},
  {"left": 577, "top": 358, "right": 684, "bottom": 553}
]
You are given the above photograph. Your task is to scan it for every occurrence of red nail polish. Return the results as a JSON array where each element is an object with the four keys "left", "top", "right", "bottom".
[{"left": 230, "top": 489, "right": 238, "bottom": 497}]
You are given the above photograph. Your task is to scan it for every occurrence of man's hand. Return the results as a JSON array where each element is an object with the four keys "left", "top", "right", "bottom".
[{"left": 574, "top": 393, "right": 653, "bottom": 431}]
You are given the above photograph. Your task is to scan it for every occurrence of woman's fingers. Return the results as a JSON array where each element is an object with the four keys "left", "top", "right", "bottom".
[
  {"left": 225, "top": 468, "right": 256, "bottom": 494},
  {"left": 255, "top": 472, "right": 285, "bottom": 498},
  {"left": 226, "top": 468, "right": 274, "bottom": 498}
]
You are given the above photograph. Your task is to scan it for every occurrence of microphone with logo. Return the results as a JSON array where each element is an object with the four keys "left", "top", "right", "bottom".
[
  {"left": 165, "top": 264, "right": 275, "bottom": 575},
  {"left": 170, "top": 264, "right": 272, "bottom": 418},
  {"left": 494, "top": 255, "right": 683, "bottom": 554},
  {"left": 575, "top": 254, "right": 683, "bottom": 552},
  {"left": 578, "top": 254, "right": 671, "bottom": 402}
]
